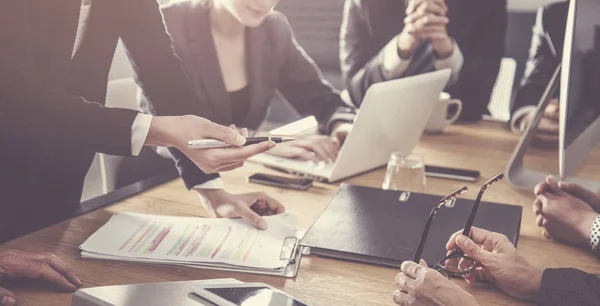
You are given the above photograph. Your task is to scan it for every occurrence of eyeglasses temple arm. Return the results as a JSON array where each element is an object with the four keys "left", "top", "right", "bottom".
[
  {"left": 412, "top": 186, "right": 468, "bottom": 263},
  {"left": 461, "top": 189, "right": 485, "bottom": 237},
  {"left": 412, "top": 203, "right": 442, "bottom": 263},
  {"left": 458, "top": 174, "right": 505, "bottom": 255}
]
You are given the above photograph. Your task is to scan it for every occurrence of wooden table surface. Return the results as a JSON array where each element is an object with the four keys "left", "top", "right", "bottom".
[{"left": 3, "top": 121, "right": 600, "bottom": 306}]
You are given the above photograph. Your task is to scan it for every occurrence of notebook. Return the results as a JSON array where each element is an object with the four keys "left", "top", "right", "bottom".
[{"left": 300, "top": 184, "right": 522, "bottom": 267}]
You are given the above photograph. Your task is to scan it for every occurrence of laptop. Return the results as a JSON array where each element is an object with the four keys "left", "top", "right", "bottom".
[{"left": 249, "top": 69, "right": 452, "bottom": 182}]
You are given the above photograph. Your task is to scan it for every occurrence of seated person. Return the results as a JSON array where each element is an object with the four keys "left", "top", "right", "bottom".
[
  {"left": 393, "top": 227, "right": 600, "bottom": 306},
  {"left": 140, "top": 0, "right": 356, "bottom": 227},
  {"left": 511, "top": 1, "right": 568, "bottom": 147},
  {"left": 340, "top": 0, "right": 507, "bottom": 122}
]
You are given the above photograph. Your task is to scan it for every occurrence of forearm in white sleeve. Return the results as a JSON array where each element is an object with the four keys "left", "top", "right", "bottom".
[
  {"left": 381, "top": 35, "right": 413, "bottom": 79},
  {"left": 192, "top": 178, "right": 225, "bottom": 190},
  {"left": 131, "top": 113, "right": 153, "bottom": 156}
]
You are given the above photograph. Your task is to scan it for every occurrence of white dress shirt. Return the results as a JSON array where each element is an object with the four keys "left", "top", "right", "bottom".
[
  {"left": 131, "top": 114, "right": 153, "bottom": 156},
  {"left": 381, "top": 35, "right": 464, "bottom": 85}
]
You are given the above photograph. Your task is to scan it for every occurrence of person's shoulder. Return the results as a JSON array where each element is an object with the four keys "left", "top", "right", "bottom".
[
  {"left": 161, "top": 0, "right": 196, "bottom": 16},
  {"left": 262, "top": 11, "right": 289, "bottom": 28},
  {"left": 160, "top": 0, "right": 202, "bottom": 36},
  {"left": 261, "top": 11, "right": 293, "bottom": 39}
]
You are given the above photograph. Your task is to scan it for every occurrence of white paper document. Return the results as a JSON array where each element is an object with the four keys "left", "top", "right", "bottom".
[{"left": 79, "top": 212, "right": 299, "bottom": 271}]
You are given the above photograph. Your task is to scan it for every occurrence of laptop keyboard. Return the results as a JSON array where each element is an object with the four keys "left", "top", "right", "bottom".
[
  {"left": 275, "top": 160, "right": 333, "bottom": 182},
  {"left": 306, "top": 160, "right": 330, "bottom": 169},
  {"left": 250, "top": 154, "right": 334, "bottom": 182}
]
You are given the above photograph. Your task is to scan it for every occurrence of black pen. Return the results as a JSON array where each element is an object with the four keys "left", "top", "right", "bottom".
[{"left": 188, "top": 136, "right": 295, "bottom": 149}]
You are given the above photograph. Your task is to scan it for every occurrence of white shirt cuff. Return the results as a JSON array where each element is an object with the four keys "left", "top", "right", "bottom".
[
  {"left": 435, "top": 41, "right": 464, "bottom": 85},
  {"left": 510, "top": 106, "right": 538, "bottom": 133},
  {"left": 131, "top": 113, "right": 153, "bottom": 156},
  {"left": 381, "top": 35, "right": 412, "bottom": 79},
  {"left": 192, "top": 178, "right": 225, "bottom": 190}
]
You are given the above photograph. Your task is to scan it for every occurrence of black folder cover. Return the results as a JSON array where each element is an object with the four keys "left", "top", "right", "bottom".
[{"left": 300, "top": 184, "right": 522, "bottom": 267}]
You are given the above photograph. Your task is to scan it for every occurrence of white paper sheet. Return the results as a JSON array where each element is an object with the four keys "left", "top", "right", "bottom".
[{"left": 80, "top": 213, "right": 297, "bottom": 270}]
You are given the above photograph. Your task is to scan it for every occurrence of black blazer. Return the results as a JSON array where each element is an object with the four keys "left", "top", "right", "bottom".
[
  {"left": 0, "top": 0, "right": 198, "bottom": 242},
  {"left": 340, "top": 0, "right": 507, "bottom": 122},
  {"left": 154, "top": 0, "right": 356, "bottom": 189},
  {"left": 512, "top": 2, "right": 568, "bottom": 114},
  {"left": 540, "top": 268, "right": 600, "bottom": 305}
]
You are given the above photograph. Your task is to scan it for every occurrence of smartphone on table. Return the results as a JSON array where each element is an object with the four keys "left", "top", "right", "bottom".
[
  {"left": 248, "top": 173, "right": 313, "bottom": 190},
  {"left": 424, "top": 165, "right": 480, "bottom": 182}
]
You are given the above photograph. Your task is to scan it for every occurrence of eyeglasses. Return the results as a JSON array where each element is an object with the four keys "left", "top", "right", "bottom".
[{"left": 412, "top": 173, "right": 504, "bottom": 277}]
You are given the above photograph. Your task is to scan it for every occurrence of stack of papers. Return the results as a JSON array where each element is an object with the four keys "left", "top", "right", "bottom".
[{"left": 79, "top": 212, "right": 300, "bottom": 274}]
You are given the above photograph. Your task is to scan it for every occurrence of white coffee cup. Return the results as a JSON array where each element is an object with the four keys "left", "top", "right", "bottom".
[{"left": 425, "top": 92, "right": 463, "bottom": 134}]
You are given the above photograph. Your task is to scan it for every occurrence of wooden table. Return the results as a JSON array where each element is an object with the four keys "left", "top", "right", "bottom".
[{"left": 3, "top": 121, "right": 600, "bottom": 306}]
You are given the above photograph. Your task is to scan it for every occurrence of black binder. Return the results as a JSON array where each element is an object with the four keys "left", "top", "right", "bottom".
[{"left": 300, "top": 184, "right": 522, "bottom": 267}]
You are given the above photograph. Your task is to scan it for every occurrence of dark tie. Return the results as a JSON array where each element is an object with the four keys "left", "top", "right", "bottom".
[{"left": 402, "top": 40, "right": 436, "bottom": 78}]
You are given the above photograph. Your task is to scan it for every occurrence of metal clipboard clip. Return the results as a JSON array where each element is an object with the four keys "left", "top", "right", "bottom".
[{"left": 279, "top": 236, "right": 300, "bottom": 264}]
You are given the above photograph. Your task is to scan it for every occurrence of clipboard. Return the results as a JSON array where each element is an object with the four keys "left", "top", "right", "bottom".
[{"left": 79, "top": 213, "right": 305, "bottom": 279}]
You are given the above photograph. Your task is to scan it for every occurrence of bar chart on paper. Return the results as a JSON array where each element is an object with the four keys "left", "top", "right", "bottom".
[
  {"left": 117, "top": 220, "right": 261, "bottom": 262},
  {"left": 79, "top": 212, "right": 298, "bottom": 271}
]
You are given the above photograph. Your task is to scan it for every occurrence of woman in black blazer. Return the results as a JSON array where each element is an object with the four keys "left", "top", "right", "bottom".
[{"left": 142, "top": 0, "right": 355, "bottom": 228}]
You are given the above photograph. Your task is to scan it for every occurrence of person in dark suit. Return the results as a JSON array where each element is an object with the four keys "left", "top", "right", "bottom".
[
  {"left": 393, "top": 226, "right": 600, "bottom": 306},
  {"left": 510, "top": 1, "right": 568, "bottom": 146},
  {"left": 0, "top": 0, "right": 278, "bottom": 303},
  {"left": 340, "top": 0, "right": 507, "bottom": 122},
  {"left": 142, "top": 0, "right": 356, "bottom": 223}
]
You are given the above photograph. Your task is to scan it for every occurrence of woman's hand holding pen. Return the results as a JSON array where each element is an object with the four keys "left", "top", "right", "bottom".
[{"left": 146, "top": 116, "right": 275, "bottom": 173}]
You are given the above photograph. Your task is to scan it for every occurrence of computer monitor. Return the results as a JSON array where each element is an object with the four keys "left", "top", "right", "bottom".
[
  {"left": 506, "top": 0, "right": 600, "bottom": 191},
  {"left": 560, "top": 0, "right": 600, "bottom": 178}
]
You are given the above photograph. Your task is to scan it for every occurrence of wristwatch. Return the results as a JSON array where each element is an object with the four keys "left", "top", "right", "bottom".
[{"left": 590, "top": 215, "right": 600, "bottom": 257}]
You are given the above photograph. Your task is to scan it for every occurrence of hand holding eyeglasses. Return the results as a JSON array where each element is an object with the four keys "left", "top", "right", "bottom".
[
  {"left": 395, "top": 173, "right": 544, "bottom": 305},
  {"left": 413, "top": 173, "right": 505, "bottom": 277},
  {"left": 445, "top": 227, "right": 543, "bottom": 302},
  {"left": 394, "top": 227, "right": 544, "bottom": 306}
]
